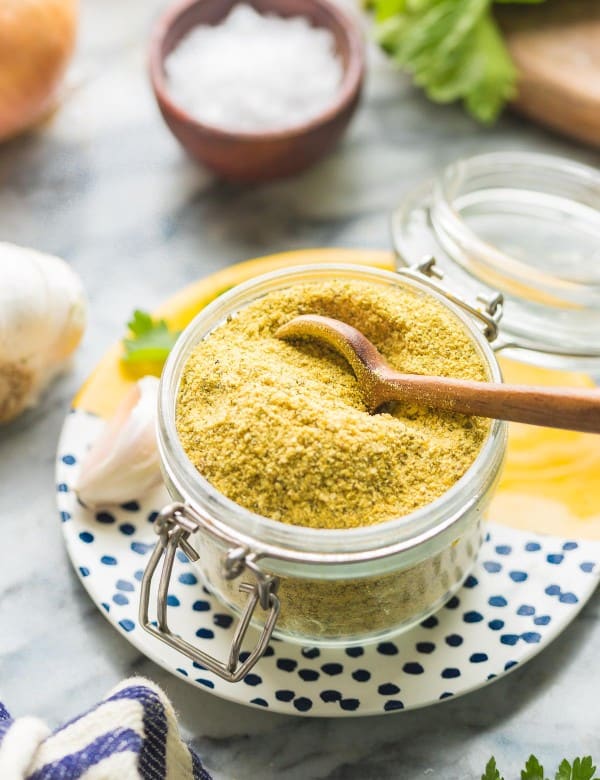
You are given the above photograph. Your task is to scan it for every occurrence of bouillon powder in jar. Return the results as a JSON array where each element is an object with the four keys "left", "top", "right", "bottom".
[
  {"left": 158, "top": 267, "right": 505, "bottom": 648},
  {"left": 176, "top": 279, "right": 489, "bottom": 530}
]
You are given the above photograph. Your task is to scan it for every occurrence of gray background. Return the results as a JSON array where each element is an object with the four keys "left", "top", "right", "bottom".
[{"left": 1, "top": 1, "right": 599, "bottom": 777}]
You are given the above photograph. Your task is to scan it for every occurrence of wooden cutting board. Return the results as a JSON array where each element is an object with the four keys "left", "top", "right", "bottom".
[{"left": 497, "top": 0, "right": 600, "bottom": 148}]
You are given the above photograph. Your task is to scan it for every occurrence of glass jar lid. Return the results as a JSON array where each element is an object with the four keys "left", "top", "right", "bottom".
[{"left": 392, "top": 152, "right": 600, "bottom": 372}]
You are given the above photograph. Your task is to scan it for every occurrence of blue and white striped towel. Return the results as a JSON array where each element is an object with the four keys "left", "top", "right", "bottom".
[{"left": 0, "top": 678, "right": 212, "bottom": 779}]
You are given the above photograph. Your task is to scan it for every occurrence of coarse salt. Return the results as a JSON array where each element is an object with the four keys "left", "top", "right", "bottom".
[{"left": 164, "top": 4, "right": 344, "bottom": 133}]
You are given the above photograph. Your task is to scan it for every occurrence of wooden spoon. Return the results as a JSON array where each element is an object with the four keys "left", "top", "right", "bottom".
[{"left": 275, "top": 315, "right": 600, "bottom": 433}]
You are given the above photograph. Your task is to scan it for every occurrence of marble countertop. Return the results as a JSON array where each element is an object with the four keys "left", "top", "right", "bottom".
[{"left": 1, "top": 1, "right": 599, "bottom": 777}]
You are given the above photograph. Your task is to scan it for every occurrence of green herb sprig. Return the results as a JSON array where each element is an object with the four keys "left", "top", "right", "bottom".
[
  {"left": 371, "top": 0, "right": 546, "bottom": 123},
  {"left": 482, "top": 755, "right": 599, "bottom": 780},
  {"left": 122, "top": 310, "right": 181, "bottom": 369}
]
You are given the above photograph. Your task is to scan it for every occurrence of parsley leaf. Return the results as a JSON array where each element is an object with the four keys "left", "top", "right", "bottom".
[
  {"left": 555, "top": 757, "right": 598, "bottom": 780},
  {"left": 122, "top": 310, "right": 181, "bottom": 367},
  {"left": 522, "top": 754, "right": 546, "bottom": 780},
  {"left": 372, "top": 0, "right": 545, "bottom": 123},
  {"left": 482, "top": 757, "right": 504, "bottom": 780}
]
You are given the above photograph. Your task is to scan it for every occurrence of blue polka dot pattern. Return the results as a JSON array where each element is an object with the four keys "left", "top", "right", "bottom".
[
  {"left": 302, "top": 647, "right": 320, "bottom": 659},
  {"left": 213, "top": 614, "right": 233, "bottom": 629},
  {"left": 517, "top": 605, "right": 535, "bottom": 616},
  {"left": 276, "top": 690, "right": 295, "bottom": 702},
  {"left": 463, "top": 611, "right": 483, "bottom": 623},
  {"left": 293, "top": 697, "right": 312, "bottom": 712},
  {"left": 384, "top": 700, "right": 404, "bottom": 711},
  {"left": 377, "top": 643, "right": 398, "bottom": 655},
  {"left": 96, "top": 512, "right": 115, "bottom": 524},
  {"left": 470, "top": 653, "right": 488, "bottom": 663},
  {"left": 299, "top": 669, "right": 319, "bottom": 682},
  {"left": 441, "top": 668, "right": 460, "bottom": 679},
  {"left": 57, "top": 412, "right": 600, "bottom": 717},
  {"left": 322, "top": 663, "right": 343, "bottom": 676},
  {"left": 483, "top": 561, "right": 502, "bottom": 573},
  {"left": 131, "top": 541, "right": 152, "bottom": 555},
  {"left": 509, "top": 571, "right": 528, "bottom": 583},
  {"left": 121, "top": 501, "right": 140, "bottom": 512},
  {"left": 403, "top": 663, "right": 424, "bottom": 675},
  {"left": 345, "top": 647, "right": 364, "bottom": 658},
  {"left": 277, "top": 658, "right": 297, "bottom": 672},
  {"left": 378, "top": 683, "right": 400, "bottom": 695}
]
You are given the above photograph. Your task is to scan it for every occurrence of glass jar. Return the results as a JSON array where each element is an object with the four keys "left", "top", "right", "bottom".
[
  {"left": 141, "top": 263, "right": 507, "bottom": 682},
  {"left": 392, "top": 152, "right": 600, "bottom": 373}
]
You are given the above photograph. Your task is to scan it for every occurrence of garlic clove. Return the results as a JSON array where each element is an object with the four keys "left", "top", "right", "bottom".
[{"left": 75, "top": 376, "right": 162, "bottom": 508}]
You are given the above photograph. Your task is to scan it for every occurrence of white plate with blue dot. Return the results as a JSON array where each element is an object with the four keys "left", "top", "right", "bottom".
[{"left": 57, "top": 409, "right": 600, "bottom": 717}]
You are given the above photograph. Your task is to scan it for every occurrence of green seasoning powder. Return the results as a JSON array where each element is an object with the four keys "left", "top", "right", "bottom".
[{"left": 176, "top": 279, "right": 489, "bottom": 529}]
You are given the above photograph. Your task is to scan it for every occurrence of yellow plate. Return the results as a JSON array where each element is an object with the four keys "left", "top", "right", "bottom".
[{"left": 73, "top": 248, "right": 600, "bottom": 540}]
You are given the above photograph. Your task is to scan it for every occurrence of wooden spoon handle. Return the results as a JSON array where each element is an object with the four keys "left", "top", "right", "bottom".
[{"left": 379, "top": 372, "right": 600, "bottom": 433}]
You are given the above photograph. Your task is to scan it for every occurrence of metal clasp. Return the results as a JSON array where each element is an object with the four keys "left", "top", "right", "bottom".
[
  {"left": 139, "top": 502, "right": 280, "bottom": 683},
  {"left": 397, "top": 257, "right": 504, "bottom": 343}
]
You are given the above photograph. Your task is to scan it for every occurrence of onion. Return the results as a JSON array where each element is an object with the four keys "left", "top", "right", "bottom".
[{"left": 0, "top": 0, "right": 78, "bottom": 142}]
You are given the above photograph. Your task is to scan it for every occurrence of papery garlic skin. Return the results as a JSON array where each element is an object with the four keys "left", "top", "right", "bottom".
[
  {"left": 0, "top": 242, "right": 86, "bottom": 423},
  {"left": 75, "top": 376, "right": 162, "bottom": 508}
]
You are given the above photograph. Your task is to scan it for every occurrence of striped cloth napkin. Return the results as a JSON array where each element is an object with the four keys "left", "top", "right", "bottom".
[{"left": 0, "top": 678, "right": 212, "bottom": 779}]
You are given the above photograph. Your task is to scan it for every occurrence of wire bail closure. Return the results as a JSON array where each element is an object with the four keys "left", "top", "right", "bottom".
[
  {"left": 139, "top": 502, "right": 280, "bottom": 683},
  {"left": 397, "top": 257, "right": 504, "bottom": 343}
]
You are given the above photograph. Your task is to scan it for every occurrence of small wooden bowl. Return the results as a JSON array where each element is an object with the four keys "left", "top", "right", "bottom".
[{"left": 149, "top": 0, "right": 365, "bottom": 182}]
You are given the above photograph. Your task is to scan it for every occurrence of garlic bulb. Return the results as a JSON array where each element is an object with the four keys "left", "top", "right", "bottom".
[
  {"left": 0, "top": 242, "right": 86, "bottom": 423},
  {"left": 75, "top": 376, "right": 162, "bottom": 507}
]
